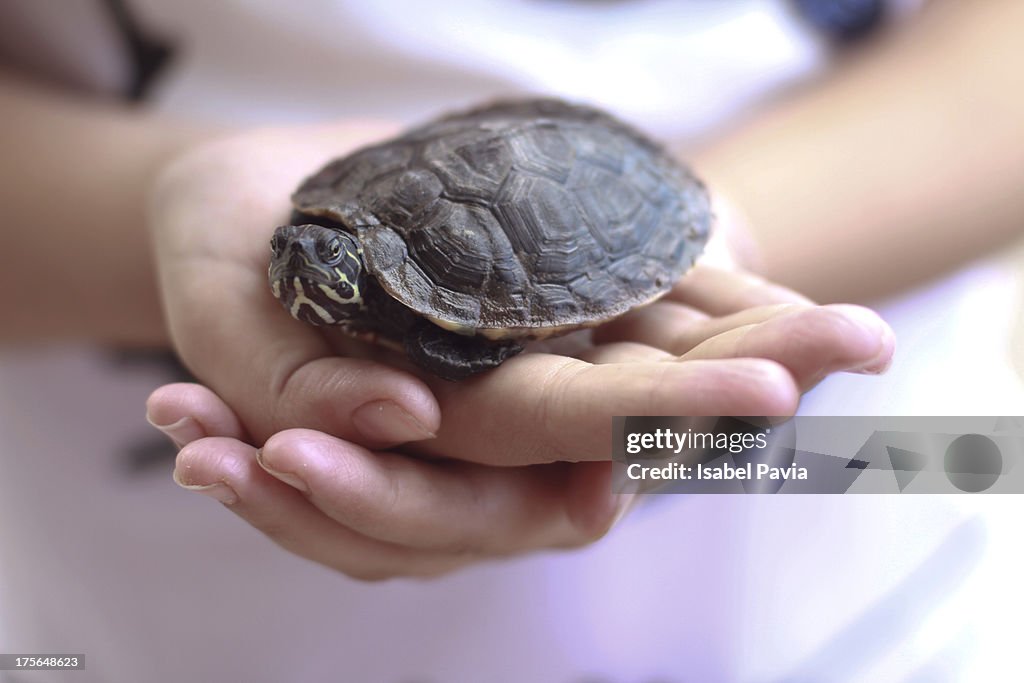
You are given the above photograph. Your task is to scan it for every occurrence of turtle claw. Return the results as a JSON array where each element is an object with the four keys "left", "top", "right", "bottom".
[{"left": 404, "top": 321, "right": 524, "bottom": 381}]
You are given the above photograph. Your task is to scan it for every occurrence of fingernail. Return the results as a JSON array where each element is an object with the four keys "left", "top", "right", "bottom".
[
  {"left": 352, "top": 400, "right": 436, "bottom": 444},
  {"left": 172, "top": 467, "right": 238, "bottom": 505},
  {"left": 256, "top": 449, "right": 310, "bottom": 493},
  {"left": 855, "top": 338, "right": 895, "bottom": 374},
  {"left": 829, "top": 305, "right": 895, "bottom": 374},
  {"left": 146, "top": 414, "right": 204, "bottom": 449},
  {"left": 854, "top": 318, "right": 896, "bottom": 374}
]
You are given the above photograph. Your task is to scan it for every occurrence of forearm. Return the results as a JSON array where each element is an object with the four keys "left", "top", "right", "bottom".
[
  {"left": 0, "top": 70, "right": 215, "bottom": 345},
  {"left": 692, "top": 0, "right": 1024, "bottom": 303}
]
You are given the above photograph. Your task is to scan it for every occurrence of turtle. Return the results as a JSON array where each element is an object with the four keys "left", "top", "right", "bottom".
[{"left": 269, "top": 98, "right": 711, "bottom": 381}]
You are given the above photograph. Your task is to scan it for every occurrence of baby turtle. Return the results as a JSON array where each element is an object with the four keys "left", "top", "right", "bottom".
[{"left": 269, "top": 98, "right": 711, "bottom": 381}]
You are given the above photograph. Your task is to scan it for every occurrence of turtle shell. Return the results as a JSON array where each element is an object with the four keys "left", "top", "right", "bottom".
[{"left": 292, "top": 98, "right": 710, "bottom": 339}]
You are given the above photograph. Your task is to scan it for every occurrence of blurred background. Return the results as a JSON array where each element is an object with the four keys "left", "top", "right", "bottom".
[{"left": 1, "top": 1, "right": 1021, "bottom": 681}]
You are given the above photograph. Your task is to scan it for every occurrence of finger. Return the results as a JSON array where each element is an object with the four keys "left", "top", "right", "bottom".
[
  {"left": 668, "top": 264, "right": 813, "bottom": 315},
  {"left": 680, "top": 304, "right": 895, "bottom": 390},
  {"left": 257, "top": 430, "right": 626, "bottom": 553},
  {"left": 593, "top": 301, "right": 802, "bottom": 354},
  {"left": 419, "top": 355, "right": 800, "bottom": 466},
  {"left": 174, "top": 436, "right": 467, "bottom": 581},
  {"left": 145, "top": 382, "right": 247, "bottom": 447},
  {"left": 161, "top": 263, "right": 440, "bottom": 447},
  {"left": 577, "top": 342, "right": 674, "bottom": 364}
]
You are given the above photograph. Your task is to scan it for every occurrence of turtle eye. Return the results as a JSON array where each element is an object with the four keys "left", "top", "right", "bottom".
[
  {"left": 317, "top": 237, "right": 346, "bottom": 264},
  {"left": 270, "top": 233, "right": 285, "bottom": 256},
  {"left": 321, "top": 236, "right": 343, "bottom": 263}
]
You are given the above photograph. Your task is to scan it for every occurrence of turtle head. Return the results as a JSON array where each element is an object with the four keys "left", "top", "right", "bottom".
[{"left": 268, "top": 224, "right": 366, "bottom": 325}]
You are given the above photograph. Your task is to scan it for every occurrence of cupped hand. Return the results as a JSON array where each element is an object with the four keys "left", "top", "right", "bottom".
[
  {"left": 148, "top": 261, "right": 893, "bottom": 579},
  {"left": 154, "top": 389, "right": 623, "bottom": 580},
  {"left": 148, "top": 122, "right": 893, "bottom": 578},
  {"left": 150, "top": 123, "right": 892, "bottom": 457},
  {"left": 414, "top": 262, "right": 893, "bottom": 466}
]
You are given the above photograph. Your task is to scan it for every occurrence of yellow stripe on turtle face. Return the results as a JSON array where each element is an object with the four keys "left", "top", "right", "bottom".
[
  {"left": 290, "top": 276, "right": 336, "bottom": 324},
  {"left": 319, "top": 283, "right": 356, "bottom": 305},
  {"left": 317, "top": 267, "right": 363, "bottom": 307}
]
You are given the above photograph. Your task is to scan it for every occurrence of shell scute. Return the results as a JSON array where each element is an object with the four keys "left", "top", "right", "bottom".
[{"left": 292, "top": 98, "right": 711, "bottom": 334}]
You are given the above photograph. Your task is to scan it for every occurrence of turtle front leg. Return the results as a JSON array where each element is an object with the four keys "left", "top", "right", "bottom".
[{"left": 404, "top": 320, "right": 524, "bottom": 381}]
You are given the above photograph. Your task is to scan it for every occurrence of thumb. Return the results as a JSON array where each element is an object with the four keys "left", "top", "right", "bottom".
[
  {"left": 268, "top": 355, "right": 439, "bottom": 447},
  {"left": 164, "top": 264, "right": 439, "bottom": 447}
]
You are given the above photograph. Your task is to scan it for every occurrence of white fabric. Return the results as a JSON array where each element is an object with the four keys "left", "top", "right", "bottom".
[
  {"left": 140, "top": 0, "right": 825, "bottom": 138},
  {"left": 2, "top": 1, "right": 1021, "bottom": 681}
]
